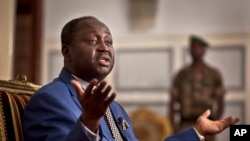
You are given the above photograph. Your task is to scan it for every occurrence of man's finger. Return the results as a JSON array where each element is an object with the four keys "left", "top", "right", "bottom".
[
  {"left": 201, "top": 109, "right": 211, "bottom": 118},
  {"left": 103, "top": 92, "right": 116, "bottom": 107},
  {"left": 71, "top": 80, "right": 84, "bottom": 100},
  {"left": 84, "top": 79, "right": 98, "bottom": 97},
  {"left": 224, "top": 116, "right": 240, "bottom": 126}
]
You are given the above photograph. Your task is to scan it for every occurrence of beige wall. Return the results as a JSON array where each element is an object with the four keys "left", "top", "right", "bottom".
[{"left": 0, "top": 0, "right": 15, "bottom": 80}]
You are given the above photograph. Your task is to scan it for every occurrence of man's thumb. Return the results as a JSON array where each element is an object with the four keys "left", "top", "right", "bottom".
[
  {"left": 201, "top": 109, "right": 211, "bottom": 118},
  {"left": 71, "top": 79, "right": 84, "bottom": 99}
]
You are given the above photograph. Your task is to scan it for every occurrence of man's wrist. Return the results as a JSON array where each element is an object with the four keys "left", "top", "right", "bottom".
[
  {"left": 193, "top": 127, "right": 205, "bottom": 141},
  {"left": 81, "top": 114, "right": 100, "bottom": 133},
  {"left": 81, "top": 120, "right": 100, "bottom": 141}
]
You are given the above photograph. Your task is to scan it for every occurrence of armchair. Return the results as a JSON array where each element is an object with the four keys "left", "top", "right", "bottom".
[{"left": 0, "top": 75, "right": 40, "bottom": 141}]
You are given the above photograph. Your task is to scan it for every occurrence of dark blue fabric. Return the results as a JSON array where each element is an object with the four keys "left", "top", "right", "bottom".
[{"left": 164, "top": 127, "right": 200, "bottom": 141}]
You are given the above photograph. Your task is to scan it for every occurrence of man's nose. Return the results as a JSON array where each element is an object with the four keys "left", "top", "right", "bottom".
[{"left": 98, "top": 42, "right": 109, "bottom": 51}]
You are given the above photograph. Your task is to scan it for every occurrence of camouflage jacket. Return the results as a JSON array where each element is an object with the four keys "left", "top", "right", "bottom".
[{"left": 170, "top": 64, "right": 225, "bottom": 121}]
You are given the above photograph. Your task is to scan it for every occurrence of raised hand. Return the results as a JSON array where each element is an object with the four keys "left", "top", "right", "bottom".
[
  {"left": 194, "top": 109, "right": 240, "bottom": 136},
  {"left": 71, "top": 79, "right": 116, "bottom": 132}
]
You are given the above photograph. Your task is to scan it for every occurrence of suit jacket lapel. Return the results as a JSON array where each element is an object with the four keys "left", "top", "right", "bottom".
[
  {"left": 59, "top": 67, "right": 82, "bottom": 110},
  {"left": 109, "top": 103, "right": 128, "bottom": 141},
  {"left": 100, "top": 117, "right": 115, "bottom": 140}
]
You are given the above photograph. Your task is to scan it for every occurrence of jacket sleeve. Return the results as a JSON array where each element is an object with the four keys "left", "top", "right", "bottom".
[
  {"left": 164, "top": 127, "right": 200, "bottom": 141},
  {"left": 66, "top": 118, "right": 96, "bottom": 141}
]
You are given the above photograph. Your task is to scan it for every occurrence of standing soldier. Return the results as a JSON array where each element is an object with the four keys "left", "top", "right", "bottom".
[{"left": 169, "top": 35, "right": 226, "bottom": 141}]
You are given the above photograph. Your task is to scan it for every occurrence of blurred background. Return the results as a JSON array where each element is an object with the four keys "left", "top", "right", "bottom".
[{"left": 1, "top": 0, "right": 250, "bottom": 140}]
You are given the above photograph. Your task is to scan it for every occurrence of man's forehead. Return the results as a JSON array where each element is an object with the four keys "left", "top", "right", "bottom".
[{"left": 76, "top": 19, "right": 111, "bottom": 35}]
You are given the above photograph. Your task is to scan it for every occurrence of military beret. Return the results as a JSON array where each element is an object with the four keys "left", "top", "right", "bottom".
[{"left": 190, "top": 35, "right": 209, "bottom": 47}]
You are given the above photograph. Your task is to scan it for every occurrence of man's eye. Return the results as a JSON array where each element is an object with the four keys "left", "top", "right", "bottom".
[
  {"left": 105, "top": 40, "right": 113, "bottom": 46},
  {"left": 89, "top": 40, "right": 97, "bottom": 45}
]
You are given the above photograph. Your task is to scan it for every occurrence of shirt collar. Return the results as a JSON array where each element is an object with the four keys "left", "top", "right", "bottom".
[{"left": 71, "top": 74, "right": 89, "bottom": 90}]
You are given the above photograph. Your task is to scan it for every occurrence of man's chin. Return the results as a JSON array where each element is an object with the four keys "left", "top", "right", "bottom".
[{"left": 96, "top": 69, "right": 111, "bottom": 78}]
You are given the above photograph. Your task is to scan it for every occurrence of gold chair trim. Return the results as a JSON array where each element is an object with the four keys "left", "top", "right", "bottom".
[{"left": 0, "top": 75, "right": 41, "bottom": 94}]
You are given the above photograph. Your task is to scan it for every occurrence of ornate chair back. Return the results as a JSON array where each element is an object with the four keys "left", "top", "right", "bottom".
[{"left": 0, "top": 75, "right": 40, "bottom": 141}]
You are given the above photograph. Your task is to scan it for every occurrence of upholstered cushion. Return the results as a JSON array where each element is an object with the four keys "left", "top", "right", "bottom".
[
  {"left": 0, "top": 91, "right": 31, "bottom": 141},
  {"left": 0, "top": 75, "right": 40, "bottom": 141}
]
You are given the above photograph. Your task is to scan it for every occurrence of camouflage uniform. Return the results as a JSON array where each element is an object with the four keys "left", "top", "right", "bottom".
[{"left": 170, "top": 64, "right": 225, "bottom": 141}]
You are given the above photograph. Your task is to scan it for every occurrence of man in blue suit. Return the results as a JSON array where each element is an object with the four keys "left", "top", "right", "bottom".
[{"left": 23, "top": 16, "right": 239, "bottom": 141}]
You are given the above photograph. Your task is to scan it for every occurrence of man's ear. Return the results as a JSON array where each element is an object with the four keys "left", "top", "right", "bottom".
[{"left": 61, "top": 44, "right": 72, "bottom": 61}]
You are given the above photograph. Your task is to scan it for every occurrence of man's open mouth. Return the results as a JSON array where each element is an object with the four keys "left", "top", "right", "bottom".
[{"left": 98, "top": 56, "right": 111, "bottom": 66}]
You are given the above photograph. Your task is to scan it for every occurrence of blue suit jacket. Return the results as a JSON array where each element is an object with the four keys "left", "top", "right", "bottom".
[{"left": 23, "top": 68, "right": 200, "bottom": 141}]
